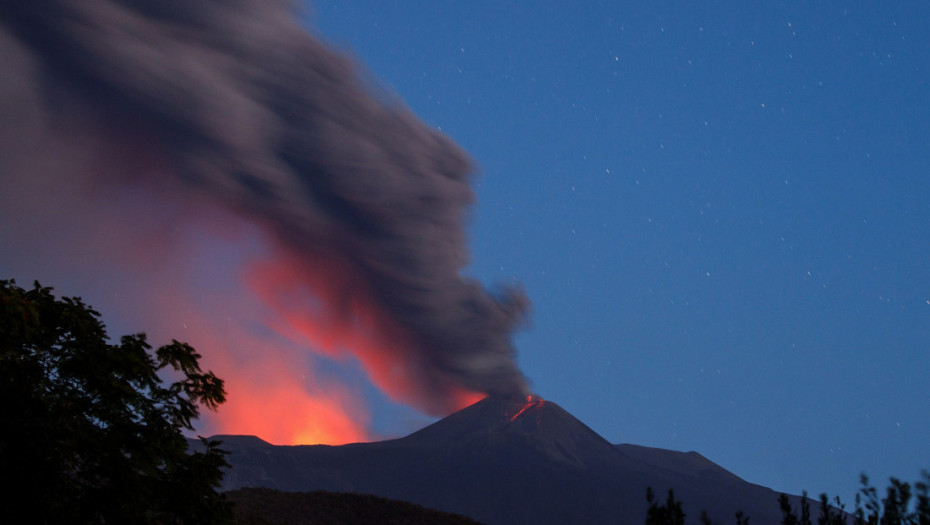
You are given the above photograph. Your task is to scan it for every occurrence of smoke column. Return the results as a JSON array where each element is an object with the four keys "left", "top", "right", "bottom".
[{"left": 0, "top": 0, "right": 530, "bottom": 441}]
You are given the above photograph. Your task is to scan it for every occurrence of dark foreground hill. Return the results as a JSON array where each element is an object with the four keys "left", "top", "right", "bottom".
[
  {"left": 203, "top": 395, "right": 823, "bottom": 525},
  {"left": 228, "top": 488, "right": 484, "bottom": 525}
]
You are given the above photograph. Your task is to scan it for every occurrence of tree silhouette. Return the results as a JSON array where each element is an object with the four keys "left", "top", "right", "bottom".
[
  {"left": 646, "top": 487, "right": 687, "bottom": 525},
  {"left": 646, "top": 488, "right": 750, "bottom": 525},
  {"left": 645, "top": 472, "right": 930, "bottom": 525},
  {"left": 735, "top": 510, "right": 750, "bottom": 525},
  {"left": 777, "top": 472, "right": 930, "bottom": 525},
  {"left": 816, "top": 494, "right": 846, "bottom": 525},
  {"left": 0, "top": 279, "right": 231, "bottom": 524}
]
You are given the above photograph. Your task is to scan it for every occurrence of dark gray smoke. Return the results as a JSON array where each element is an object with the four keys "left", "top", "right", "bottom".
[{"left": 0, "top": 0, "right": 530, "bottom": 414}]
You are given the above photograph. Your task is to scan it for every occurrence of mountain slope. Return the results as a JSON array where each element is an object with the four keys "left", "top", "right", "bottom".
[
  {"left": 227, "top": 488, "right": 484, "bottom": 525},
  {"left": 205, "top": 395, "right": 814, "bottom": 524}
]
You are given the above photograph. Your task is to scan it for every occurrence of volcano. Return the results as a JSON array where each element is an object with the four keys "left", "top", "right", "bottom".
[{"left": 206, "top": 396, "right": 814, "bottom": 524}]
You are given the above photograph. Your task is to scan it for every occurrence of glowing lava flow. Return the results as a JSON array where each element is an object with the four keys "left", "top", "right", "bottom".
[{"left": 509, "top": 395, "right": 545, "bottom": 422}]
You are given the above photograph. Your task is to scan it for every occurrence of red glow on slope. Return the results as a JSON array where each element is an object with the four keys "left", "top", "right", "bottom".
[
  {"left": 509, "top": 395, "right": 545, "bottom": 422},
  {"left": 213, "top": 370, "right": 369, "bottom": 445},
  {"left": 155, "top": 298, "right": 372, "bottom": 446},
  {"left": 246, "top": 248, "right": 484, "bottom": 416}
]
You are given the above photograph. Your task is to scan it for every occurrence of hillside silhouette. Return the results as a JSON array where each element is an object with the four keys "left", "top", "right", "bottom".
[{"left": 207, "top": 395, "right": 817, "bottom": 524}]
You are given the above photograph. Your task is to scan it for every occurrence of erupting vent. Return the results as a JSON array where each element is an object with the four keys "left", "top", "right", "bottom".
[{"left": 509, "top": 395, "right": 545, "bottom": 422}]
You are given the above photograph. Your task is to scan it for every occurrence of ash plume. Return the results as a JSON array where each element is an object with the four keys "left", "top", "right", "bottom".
[{"left": 0, "top": 0, "right": 530, "bottom": 415}]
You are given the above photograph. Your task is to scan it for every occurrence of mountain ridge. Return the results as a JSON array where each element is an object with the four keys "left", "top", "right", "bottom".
[{"left": 200, "top": 395, "right": 819, "bottom": 524}]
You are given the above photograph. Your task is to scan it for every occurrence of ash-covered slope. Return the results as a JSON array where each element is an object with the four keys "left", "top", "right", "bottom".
[
  {"left": 206, "top": 395, "right": 812, "bottom": 524},
  {"left": 401, "top": 394, "right": 618, "bottom": 468}
]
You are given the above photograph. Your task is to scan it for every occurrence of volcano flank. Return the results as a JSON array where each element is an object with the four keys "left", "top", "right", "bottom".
[{"left": 207, "top": 396, "right": 815, "bottom": 524}]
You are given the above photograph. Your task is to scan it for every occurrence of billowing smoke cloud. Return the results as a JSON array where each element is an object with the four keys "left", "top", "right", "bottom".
[{"left": 0, "top": 0, "right": 529, "bottom": 430}]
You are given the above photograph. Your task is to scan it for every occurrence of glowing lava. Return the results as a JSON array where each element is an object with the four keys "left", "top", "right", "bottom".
[
  {"left": 245, "top": 248, "right": 487, "bottom": 417},
  {"left": 208, "top": 362, "right": 370, "bottom": 445},
  {"left": 509, "top": 394, "right": 545, "bottom": 422}
]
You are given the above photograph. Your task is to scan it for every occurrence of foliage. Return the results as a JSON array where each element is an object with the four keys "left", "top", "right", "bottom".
[
  {"left": 778, "top": 491, "right": 813, "bottom": 525},
  {"left": 777, "top": 472, "right": 930, "bottom": 525},
  {"left": 645, "top": 471, "right": 930, "bottom": 525},
  {"left": 646, "top": 487, "right": 688, "bottom": 525},
  {"left": 817, "top": 494, "right": 848, "bottom": 525},
  {"left": 647, "top": 488, "right": 750, "bottom": 525},
  {"left": 0, "top": 279, "right": 231, "bottom": 524}
]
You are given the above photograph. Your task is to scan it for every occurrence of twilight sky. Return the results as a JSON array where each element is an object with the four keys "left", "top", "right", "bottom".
[
  {"left": 1, "top": 0, "right": 928, "bottom": 506},
  {"left": 308, "top": 0, "right": 930, "bottom": 502}
]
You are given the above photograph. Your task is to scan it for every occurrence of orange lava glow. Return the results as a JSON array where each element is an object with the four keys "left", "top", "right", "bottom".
[
  {"left": 246, "top": 247, "right": 486, "bottom": 416},
  {"left": 216, "top": 377, "right": 369, "bottom": 445},
  {"left": 124, "top": 252, "right": 373, "bottom": 446},
  {"left": 202, "top": 353, "right": 370, "bottom": 445},
  {"left": 509, "top": 395, "right": 545, "bottom": 422}
]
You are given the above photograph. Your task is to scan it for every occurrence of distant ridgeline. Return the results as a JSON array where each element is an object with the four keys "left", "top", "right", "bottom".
[{"left": 192, "top": 395, "right": 930, "bottom": 525}]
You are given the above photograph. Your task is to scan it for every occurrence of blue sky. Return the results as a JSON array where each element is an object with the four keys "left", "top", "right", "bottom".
[
  {"left": 2, "top": 0, "right": 927, "bottom": 507},
  {"left": 308, "top": 1, "right": 930, "bottom": 502}
]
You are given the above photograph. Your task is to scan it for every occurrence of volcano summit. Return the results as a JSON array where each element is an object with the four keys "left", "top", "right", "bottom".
[{"left": 207, "top": 395, "right": 815, "bottom": 524}]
